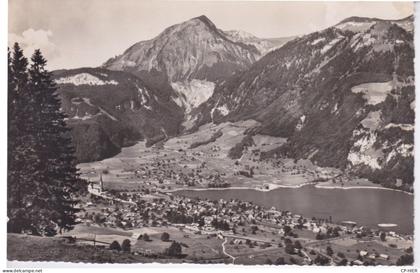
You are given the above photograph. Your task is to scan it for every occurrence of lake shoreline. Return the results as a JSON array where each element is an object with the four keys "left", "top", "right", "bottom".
[
  {"left": 169, "top": 182, "right": 413, "bottom": 196},
  {"left": 173, "top": 183, "right": 414, "bottom": 234}
]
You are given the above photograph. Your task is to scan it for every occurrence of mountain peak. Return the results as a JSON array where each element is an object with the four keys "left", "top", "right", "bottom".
[
  {"left": 103, "top": 14, "right": 259, "bottom": 82},
  {"left": 338, "top": 14, "right": 414, "bottom": 25},
  {"left": 194, "top": 15, "right": 212, "bottom": 23},
  {"left": 338, "top": 16, "right": 376, "bottom": 24},
  {"left": 335, "top": 15, "right": 414, "bottom": 33},
  {"left": 191, "top": 15, "right": 220, "bottom": 34}
]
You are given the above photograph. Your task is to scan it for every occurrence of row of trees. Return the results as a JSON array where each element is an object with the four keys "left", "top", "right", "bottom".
[{"left": 8, "top": 43, "right": 86, "bottom": 235}]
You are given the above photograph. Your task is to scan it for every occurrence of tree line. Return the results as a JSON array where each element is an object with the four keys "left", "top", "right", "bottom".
[{"left": 8, "top": 43, "right": 86, "bottom": 236}]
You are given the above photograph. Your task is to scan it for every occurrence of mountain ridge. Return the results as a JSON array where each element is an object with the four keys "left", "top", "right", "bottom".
[
  {"left": 53, "top": 15, "right": 414, "bottom": 191},
  {"left": 188, "top": 15, "right": 415, "bottom": 191}
]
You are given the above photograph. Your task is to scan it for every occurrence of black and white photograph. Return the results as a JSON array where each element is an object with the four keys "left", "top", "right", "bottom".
[{"left": 3, "top": 0, "right": 418, "bottom": 271}]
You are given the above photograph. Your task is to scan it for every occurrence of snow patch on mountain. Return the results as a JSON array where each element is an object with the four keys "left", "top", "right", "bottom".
[
  {"left": 209, "top": 103, "right": 230, "bottom": 121},
  {"left": 396, "top": 144, "right": 414, "bottom": 157},
  {"left": 311, "top": 37, "right": 325, "bottom": 45},
  {"left": 320, "top": 37, "right": 343, "bottom": 54},
  {"left": 347, "top": 130, "right": 382, "bottom": 169},
  {"left": 216, "top": 105, "right": 229, "bottom": 116},
  {"left": 171, "top": 80, "right": 215, "bottom": 112},
  {"left": 55, "top": 73, "right": 118, "bottom": 86},
  {"left": 384, "top": 123, "right": 414, "bottom": 131},
  {"left": 335, "top": 21, "right": 375, "bottom": 32},
  {"left": 352, "top": 33, "right": 376, "bottom": 51},
  {"left": 295, "top": 115, "right": 306, "bottom": 131},
  {"left": 360, "top": 111, "right": 382, "bottom": 130},
  {"left": 135, "top": 83, "right": 149, "bottom": 105},
  {"left": 182, "top": 115, "right": 198, "bottom": 130},
  {"left": 351, "top": 81, "right": 394, "bottom": 105}
]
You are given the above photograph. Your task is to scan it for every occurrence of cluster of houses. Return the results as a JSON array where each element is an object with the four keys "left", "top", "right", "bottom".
[
  {"left": 80, "top": 184, "right": 414, "bottom": 266},
  {"left": 112, "top": 151, "right": 233, "bottom": 189},
  {"left": 83, "top": 188, "right": 353, "bottom": 241}
]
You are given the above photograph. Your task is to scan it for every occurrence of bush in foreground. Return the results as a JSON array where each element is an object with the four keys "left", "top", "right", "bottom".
[
  {"left": 165, "top": 241, "right": 182, "bottom": 257},
  {"left": 161, "top": 232, "right": 170, "bottom": 242},
  {"left": 122, "top": 239, "right": 131, "bottom": 252},
  {"left": 109, "top": 240, "right": 121, "bottom": 251}
]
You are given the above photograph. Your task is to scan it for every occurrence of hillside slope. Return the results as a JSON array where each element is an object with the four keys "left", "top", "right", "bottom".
[
  {"left": 191, "top": 16, "right": 414, "bottom": 190},
  {"left": 54, "top": 68, "right": 184, "bottom": 162}
]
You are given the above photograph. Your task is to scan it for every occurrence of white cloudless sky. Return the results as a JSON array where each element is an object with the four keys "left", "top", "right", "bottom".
[{"left": 8, "top": 0, "right": 414, "bottom": 70}]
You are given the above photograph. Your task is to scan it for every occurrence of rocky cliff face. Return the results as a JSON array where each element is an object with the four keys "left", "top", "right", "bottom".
[{"left": 192, "top": 16, "right": 414, "bottom": 190}]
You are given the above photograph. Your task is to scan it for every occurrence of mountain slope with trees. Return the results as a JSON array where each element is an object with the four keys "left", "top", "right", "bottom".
[
  {"left": 191, "top": 16, "right": 415, "bottom": 190},
  {"left": 53, "top": 67, "right": 184, "bottom": 162}
]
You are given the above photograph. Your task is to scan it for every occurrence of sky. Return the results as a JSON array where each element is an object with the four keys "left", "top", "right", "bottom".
[{"left": 8, "top": 0, "right": 414, "bottom": 70}]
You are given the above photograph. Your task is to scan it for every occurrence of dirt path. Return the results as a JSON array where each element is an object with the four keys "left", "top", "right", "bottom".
[{"left": 222, "top": 237, "right": 236, "bottom": 264}]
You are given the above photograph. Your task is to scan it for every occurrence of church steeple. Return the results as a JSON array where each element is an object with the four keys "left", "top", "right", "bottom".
[{"left": 99, "top": 173, "right": 104, "bottom": 192}]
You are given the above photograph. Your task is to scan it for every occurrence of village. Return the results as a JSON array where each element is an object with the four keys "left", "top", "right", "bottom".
[
  {"left": 63, "top": 176, "right": 414, "bottom": 266},
  {"left": 72, "top": 123, "right": 413, "bottom": 265}
]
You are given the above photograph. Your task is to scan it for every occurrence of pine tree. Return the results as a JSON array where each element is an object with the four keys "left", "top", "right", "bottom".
[
  {"left": 8, "top": 43, "right": 41, "bottom": 234},
  {"left": 28, "top": 49, "right": 85, "bottom": 234},
  {"left": 8, "top": 45, "right": 85, "bottom": 235}
]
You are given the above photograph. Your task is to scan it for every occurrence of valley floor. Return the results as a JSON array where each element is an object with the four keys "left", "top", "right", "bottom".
[
  {"left": 9, "top": 120, "right": 411, "bottom": 265},
  {"left": 78, "top": 120, "right": 381, "bottom": 193}
]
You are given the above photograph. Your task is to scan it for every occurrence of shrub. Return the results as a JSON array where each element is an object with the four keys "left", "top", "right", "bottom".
[
  {"left": 109, "top": 240, "right": 121, "bottom": 251},
  {"left": 405, "top": 247, "right": 413, "bottom": 254},
  {"left": 314, "top": 254, "right": 330, "bottom": 265},
  {"left": 380, "top": 232, "right": 386, "bottom": 241},
  {"left": 165, "top": 241, "right": 182, "bottom": 257},
  {"left": 143, "top": 233, "right": 151, "bottom": 241},
  {"left": 338, "top": 258, "right": 348, "bottom": 266},
  {"left": 283, "top": 225, "right": 292, "bottom": 235},
  {"left": 275, "top": 257, "right": 285, "bottom": 265},
  {"left": 285, "top": 244, "right": 295, "bottom": 254},
  {"left": 294, "top": 240, "right": 302, "bottom": 250},
  {"left": 161, "top": 232, "right": 170, "bottom": 242},
  {"left": 326, "top": 246, "right": 333, "bottom": 256},
  {"left": 396, "top": 254, "right": 414, "bottom": 266},
  {"left": 121, "top": 239, "right": 131, "bottom": 252}
]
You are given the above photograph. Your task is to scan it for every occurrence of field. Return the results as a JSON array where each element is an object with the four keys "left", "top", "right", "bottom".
[
  {"left": 78, "top": 120, "right": 379, "bottom": 192},
  {"left": 62, "top": 224, "right": 228, "bottom": 262},
  {"left": 7, "top": 233, "right": 161, "bottom": 264}
]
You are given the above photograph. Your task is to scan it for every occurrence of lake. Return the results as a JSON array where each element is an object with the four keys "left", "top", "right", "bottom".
[{"left": 175, "top": 185, "right": 414, "bottom": 234}]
